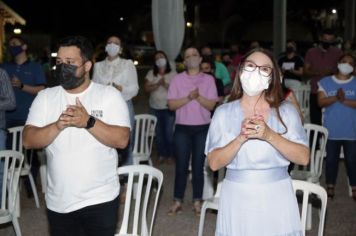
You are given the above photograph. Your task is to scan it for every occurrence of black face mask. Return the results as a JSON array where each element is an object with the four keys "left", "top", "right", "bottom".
[
  {"left": 55, "top": 63, "right": 86, "bottom": 90},
  {"left": 320, "top": 41, "right": 332, "bottom": 50},
  {"left": 286, "top": 46, "right": 295, "bottom": 54}
]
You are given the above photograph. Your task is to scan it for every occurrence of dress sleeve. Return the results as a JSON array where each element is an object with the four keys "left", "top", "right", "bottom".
[
  {"left": 121, "top": 60, "right": 139, "bottom": 100},
  {"left": 281, "top": 103, "right": 308, "bottom": 147},
  {"left": 205, "top": 106, "right": 236, "bottom": 154}
]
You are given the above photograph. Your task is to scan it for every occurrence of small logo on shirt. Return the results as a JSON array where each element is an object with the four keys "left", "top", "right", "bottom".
[{"left": 91, "top": 110, "right": 103, "bottom": 118}]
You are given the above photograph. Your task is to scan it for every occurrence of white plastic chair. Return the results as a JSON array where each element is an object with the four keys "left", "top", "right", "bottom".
[
  {"left": 292, "top": 180, "right": 327, "bottom": 236},
  {"left": 290, "top": 123, "right": 328, "bottom": 230},
  {"left": 132, "top": 114, "right": 157, "bottom": 166},
  {"left": 116, "top": 165, "right": 163, "bottom": 236},
  {"left": 0, "top": 150, "right": 24, "bottom": 236},
  {"left": 198, "top": 167, "right": 225, "bottom": 236},
  {"left": 294, "top": 84, "right": 311, "bottom": 123},
  {"left": 291, "top": 123, "right": 328, "bottom": 185},
  {"left": 8, "top": 126, "right": 40, "bottom": 208}
]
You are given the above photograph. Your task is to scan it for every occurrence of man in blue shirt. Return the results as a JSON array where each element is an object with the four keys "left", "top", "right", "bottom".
[
  {"left": 1, "top": 35, "right": 46, "bottom": 127},
  {"left": 1, "top": 35, "right": 46, "bottom": 197}
]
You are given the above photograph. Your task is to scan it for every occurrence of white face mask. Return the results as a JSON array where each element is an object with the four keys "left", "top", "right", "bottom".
[
  {"left": 105, "top": 43, "right": 121, "bottom": 57},
  {"left": 185, "top": 57, "right": 201, "bottom": 69},
  {"left": 240, "top": 70, "right": 271, "bottom": 96},
  {"left": 155, "top": 58, "right": 167, "bottom": 68},
  {"left": 338, "top": 63, "right": 354, "bottom": 75}
]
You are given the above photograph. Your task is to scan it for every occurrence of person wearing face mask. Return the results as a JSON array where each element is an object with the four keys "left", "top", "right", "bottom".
[
  {"left": 0, "top": 35, "right": 46, "bottom": 128},
  {"left": 144, "top": 51, "right": 176, "bottom": 165},
  {"left": 22, "top": 36, "right": 131, "bottom": 236},
  {"left": 304, "top": 28, "right": 343, "bottom": 125},
  {"left": 200, "top": 45, "right": 232, "bottom": 94},
  {"left": 205, "top": 48, "right": 310, "bottom": 235},
  {"left": 92, "top": 35, "right": 139, "bottom": 202},
  {"left": 317, "top": 53, "right": 356, "bottom": 201},
  {"left": 0, "top": 35, "right": 47, "bottom": 199},
  {"left": 167, "top": 47, "right": 218, "bottom": 216},
  {"left": 278, "top": 40, "right": 304, "bottom": 91}
]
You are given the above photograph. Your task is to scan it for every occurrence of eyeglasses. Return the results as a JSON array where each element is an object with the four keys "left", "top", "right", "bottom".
[{"left": 242, "top": 61, "right": 273, "bottom": 77}]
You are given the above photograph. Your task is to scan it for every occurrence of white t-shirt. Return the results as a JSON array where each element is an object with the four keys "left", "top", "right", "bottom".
[
  {"left": 93, "top": 57, "right": 139, "bottom": 101},
  {"left": 26, "top": 82, "right": 130, "bottom": 213},
  {"left": 145, "top": 69, "right": 176, "bottom": 109}
]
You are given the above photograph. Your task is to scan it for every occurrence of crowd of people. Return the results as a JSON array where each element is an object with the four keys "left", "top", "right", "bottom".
[{"left": 0, "top": 27, "right": 355, "bottom": 235}]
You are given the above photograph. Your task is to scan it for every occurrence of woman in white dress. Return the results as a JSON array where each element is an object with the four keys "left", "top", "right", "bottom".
[
  {"left": 205, "top": 48, "right": 310, "bottom": 236},
  {"left": 92, "top": 35, "right": 139, "bottom": 167}
]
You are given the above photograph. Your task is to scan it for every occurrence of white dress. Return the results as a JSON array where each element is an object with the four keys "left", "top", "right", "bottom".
[{"left": 205, "top": 100, "right": 308, "bottom": 236}]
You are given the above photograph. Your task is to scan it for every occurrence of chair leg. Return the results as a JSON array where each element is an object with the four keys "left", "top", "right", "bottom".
[
  {"left": 198, "top": 203, "right": 208, "bottom": 236},
  {"left": 28, "top": 173, "right": 40, "bottom": 208},
  {"left": 39, "top": 164, "right": 47, "bottom": 194},
  {"left": 15, "top": 190, "right": 21, "bottom": 217},
  {"left": 306, "top": 203, "right": 312, "bottom": 230},
  {"left": 12, "top": 216, "right": 22, "bottom": 236}
]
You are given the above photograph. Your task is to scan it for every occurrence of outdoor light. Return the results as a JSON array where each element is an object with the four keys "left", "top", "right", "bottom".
[
  {"left": 120, "top": 17, "right": 124, "bottom": 21},
  {"left": 186, "top": 22, "right": 193, "bottom": 28},
  {"left": 52, "top": 65, "right": 56, "bottom": 70},
  {"left": 51, "top": 52, "right": 57, "bottom": 57},
  {"left": 133, "top": 60, "right": 139, "bottom": 65},
  {"left": 13, "top": 28, "right": 21, "bottom": 34},
  {"left": 332, "top": 9, "right": 337, "bottom": 14}
]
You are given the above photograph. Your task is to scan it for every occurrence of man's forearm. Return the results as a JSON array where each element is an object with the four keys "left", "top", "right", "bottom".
[{"left": 23, "top": 123, "right": 61, "bottom": 149}]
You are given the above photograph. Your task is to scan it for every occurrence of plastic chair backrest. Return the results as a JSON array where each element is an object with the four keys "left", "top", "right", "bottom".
[
  {"left": 133, "top": 114, "right": 157, "bottom": 160},
  {"left": 0, "top": 150, "right": 23, "bottom": 214},
  {"left": 292, "top": 180, "right": 327, "bottom": 236},
  {"left": 294, "top": 85, "right": 311, "bottom": 121},
  {"left": 7, "top": 126, "right": 33, "bottom": 170},
  {"left": 117, "top": 165, "right": 163, "bottom": 236},
  {"left": 304, "top": 123, "right": 328, "bottom": 180}
]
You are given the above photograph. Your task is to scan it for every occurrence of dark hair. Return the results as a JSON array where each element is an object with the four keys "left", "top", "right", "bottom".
[
  {"left": 153, "top": 50, "right": 171, "bottom": 76},
  {"left": 338, "top": 53, "right": 355, "bottom": 63},
  {"left": 201, "top": 56, "right": 216, "bottom": 71},
  {"left": 57, "top": 36, "right": 94, "bottom": 62},
  {"left": 8, "top": 35, "right": 27, "bottom": 45},
  {"left": 229, "top": 47, "right": 287, "bottom": 133},
  {"left": 322, "top": 28, "right": 335, "bottom": 36}
]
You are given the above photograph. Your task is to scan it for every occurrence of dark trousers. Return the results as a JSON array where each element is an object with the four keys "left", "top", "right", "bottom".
[
  {"left": 47, "top": 197, "right": 119, "bottom": 236},
  {"left": 151, "top": 108, "right": 175, "bottom": 158},
  {"left": 173, "top": 124, "right": 209, "bottom": 202},
  {"left": 325, "top": 140, "right": 356, "bottom": 186},
  {"left": 310, "top": 93, "right": 322, "bottom": 125}
]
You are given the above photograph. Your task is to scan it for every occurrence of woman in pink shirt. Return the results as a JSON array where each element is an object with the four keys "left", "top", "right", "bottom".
[{"left": 167, "top": 47, "right": 218, "bottom": 216}]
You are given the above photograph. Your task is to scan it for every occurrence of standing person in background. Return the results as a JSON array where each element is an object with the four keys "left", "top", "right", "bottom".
[
  {"left": 23, "top": 36, "right": 130, "bottom": 236},
  {"left": 205, "top": 48, "right": 309, "bottom": 235},
  {"left": 92, "top": 35, "right": 139, "bottom": 201},
  {"left": 200, "top": 57, "right": 225, "bottom": 107},
  {"left": 304, "top": 28, "right": 343, "bottom": 125},
  {"left": 1, "top": 35, "right": 46, "bottom": 128},
  {"left": 200, "top": 46, "right": 232, "bottom": 94},
  {"left": 167, "top": 47, "right": 218, "bottom": 216},
  {"left": 0, "top": 68, "right": 16, "bottom": 197},
  {"left": 144, "top": 51, "right": 176, "bottom": 164},
  {"left": 278, "top": 40, "right": 304, "bottom": 91},
  {"left": 317, "top": 53, "right": 356, "bottom": 200},
  {"left": 1, "top": 35, "right": 46, "bottom": 197}
]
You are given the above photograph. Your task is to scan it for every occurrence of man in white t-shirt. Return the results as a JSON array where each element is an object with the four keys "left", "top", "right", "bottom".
[{"left": 23, "top": 36, "right": 130, "bottom": 236}]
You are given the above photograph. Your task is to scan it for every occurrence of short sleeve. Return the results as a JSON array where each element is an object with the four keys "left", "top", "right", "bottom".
[
  {"left": 145, "top": 70, "right": 154, "bottom": 82},
  {"left": 34, "top": 63, "right": 47, "bottom": 85},
  {"left": 205, "top": 106, "right": 237, "bottom": 155},
  {"left": 103, "top": 86, "right": 131, "bottom": 129},
  {"left": 281, "top": 103, "right": 308, "bottom": 147},
  {"left": 167, "top": 74, "right": 180, "bottom": 100},
  {"left": 26, "top": 90, "right": 48, "bottom": 127}
]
